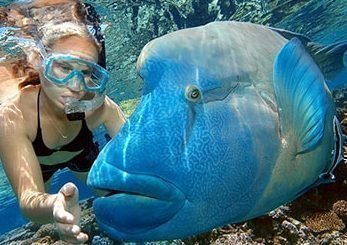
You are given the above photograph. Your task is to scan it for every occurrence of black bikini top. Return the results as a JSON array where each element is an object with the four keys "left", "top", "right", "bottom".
[{"left": 32, "top": 89, "right": 94, "bottom": 156}]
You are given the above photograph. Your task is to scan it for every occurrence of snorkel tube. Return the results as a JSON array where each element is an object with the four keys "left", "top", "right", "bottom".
[{"left": 64, "top": 92, "right": 106, "bottom": 121}]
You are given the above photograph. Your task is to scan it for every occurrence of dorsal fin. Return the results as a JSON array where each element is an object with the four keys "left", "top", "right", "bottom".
[
  {"left": 269, "top": 26, "right": 311, "bottom": 45},
  {"left": 307, "top": 41, "right": 347, "bottom": 90},
  {"left": 270, "top": 26, "right": 347, "bottom": 91}
]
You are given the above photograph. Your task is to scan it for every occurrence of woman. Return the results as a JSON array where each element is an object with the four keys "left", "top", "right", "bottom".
[{"left": 0, "top": 1, "right": 125, "bottom": 243}]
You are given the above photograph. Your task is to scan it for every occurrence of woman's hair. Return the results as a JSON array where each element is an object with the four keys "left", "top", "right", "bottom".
[
  {"left": 16, "top": 58, "right": 40, "bottom": 89},
  {"left": 1, "top": 1, "right": 106, "bottom": 89}
]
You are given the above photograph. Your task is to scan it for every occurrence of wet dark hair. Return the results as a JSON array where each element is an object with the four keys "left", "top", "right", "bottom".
[
  {"left": 83, "top": 3, "right": 106, "bottom": 68},
  {"left": 5, "top": 58, "right": 39, "bottom": 90}
]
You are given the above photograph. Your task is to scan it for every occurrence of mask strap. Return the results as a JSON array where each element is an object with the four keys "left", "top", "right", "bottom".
[{"left": 36, "top": 39, "right": 47, "bottom": 58}]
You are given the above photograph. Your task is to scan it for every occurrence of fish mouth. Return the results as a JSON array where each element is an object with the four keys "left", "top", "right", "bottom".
[{"left": 87, "top": 160, "right": 186, "bottom": 236}]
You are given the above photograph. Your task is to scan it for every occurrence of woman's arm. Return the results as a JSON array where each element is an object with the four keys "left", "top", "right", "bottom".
[
  {"left": 0, "top": 104, "right": 55, "bottom": 223},
  {"left": 0, "top": 104, "right": 87, "bottom": 243}
]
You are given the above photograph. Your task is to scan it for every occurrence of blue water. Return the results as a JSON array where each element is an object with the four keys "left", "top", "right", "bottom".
[
  {"left": 0, "top": 0, "right": 347, "bottom": 237},
  {"left": 0, "top": 165, "right": 27, "bottom": 234}
]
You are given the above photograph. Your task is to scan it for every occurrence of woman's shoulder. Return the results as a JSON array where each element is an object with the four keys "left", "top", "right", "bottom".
[
  {"left": 103, "top": 96, "right": 122, "bottom": 111},
  {"left": 97, "top": 96, "right": 123, "bottom": 120},
  {"left": 0, "top": 64, "right": 23, "bottom": 104},
  {"left": 0, "top": 86, "right": 39, "bottom": 129},
  {"left": 1, "top": 86, "right": 38, "bottom": 106},
  {"left": 86, "top": 96, "right": 124, "bottom": 129}
]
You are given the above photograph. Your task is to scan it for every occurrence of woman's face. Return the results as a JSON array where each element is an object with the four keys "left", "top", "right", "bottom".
[{"left": 39, "top": 35, "right": 99, "bottom": 110}]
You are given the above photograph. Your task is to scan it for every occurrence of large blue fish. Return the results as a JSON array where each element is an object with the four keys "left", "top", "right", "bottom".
[{"left": 87, "top": 21, "right": 346, "bottom": 241}]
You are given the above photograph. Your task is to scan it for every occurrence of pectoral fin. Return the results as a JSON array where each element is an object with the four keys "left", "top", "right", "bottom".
[{"left": 273, "top": 38, "right": 331, "bottom": 154}]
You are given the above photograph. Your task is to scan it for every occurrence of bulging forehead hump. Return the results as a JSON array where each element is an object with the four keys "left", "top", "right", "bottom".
[{"left": 137, "top": 21, "right": 286, "bottom": 80}]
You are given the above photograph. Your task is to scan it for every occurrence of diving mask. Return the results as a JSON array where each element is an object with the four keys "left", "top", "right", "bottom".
[
  {"left": 43, "top": 53, "right": 108, "bottom": 92},
  {"left": 43, "top": 53, "right": 109, "bottom": 120}
]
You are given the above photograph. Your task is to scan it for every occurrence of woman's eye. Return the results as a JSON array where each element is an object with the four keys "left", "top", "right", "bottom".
[
  {"left": 185, "top": 85, "right": 201, "bottom": 102},
  {"left": 60, "top": 65, "right": 72, "bottom": 73},
  {"left": 86, "top": 79, "right": 97, "bottom": 86},
  {"left": 82, "top": 70, "right": 92, "bottom": 76}
]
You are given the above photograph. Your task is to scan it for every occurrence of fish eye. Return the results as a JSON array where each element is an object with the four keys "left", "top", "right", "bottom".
[{"left": 185, "top": 85, "right": 201, "bottom": 102}]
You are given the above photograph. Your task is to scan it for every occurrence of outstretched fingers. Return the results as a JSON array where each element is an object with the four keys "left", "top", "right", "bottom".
[
  {"left": 53, "top": 182, "right": 88, "bottom": 244},
  {"left": 55, "top": 223, "right": 89, "bottom": 244}
]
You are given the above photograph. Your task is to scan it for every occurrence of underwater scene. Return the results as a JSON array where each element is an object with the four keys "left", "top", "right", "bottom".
[{"left": 0, "top": 0, "right": 347, "bottom": 244}]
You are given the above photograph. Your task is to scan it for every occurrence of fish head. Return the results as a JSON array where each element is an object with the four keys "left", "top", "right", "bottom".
[{"left": 87, "top": 22, "right": 283, "bottom": 241}]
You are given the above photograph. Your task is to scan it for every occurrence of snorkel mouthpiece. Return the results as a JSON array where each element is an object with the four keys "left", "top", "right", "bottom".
[
  {"left": 64, "top": 97, "right": 85, "bottom": 121},
  {"left": 66, "top": 112, "right": 85, "bottom": 121},
  {"left": 63, "top": 93, "right": 105, "bottom": 121}
]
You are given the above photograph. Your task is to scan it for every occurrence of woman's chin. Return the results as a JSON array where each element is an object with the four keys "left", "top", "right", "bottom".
[{"left": 56, "top": 98, "right": 67, "bottom": 110}]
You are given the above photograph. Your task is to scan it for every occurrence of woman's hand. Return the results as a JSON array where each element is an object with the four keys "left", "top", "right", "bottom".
[{"left": 53, "top": 182, "right": 88, "bottom": 244}]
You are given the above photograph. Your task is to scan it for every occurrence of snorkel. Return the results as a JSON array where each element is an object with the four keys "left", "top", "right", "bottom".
[{"left": 64, "top": 93, "right": 105, "bottom": 120}]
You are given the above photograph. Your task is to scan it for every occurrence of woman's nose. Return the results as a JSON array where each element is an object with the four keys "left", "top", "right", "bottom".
[{"left": 66, "top": 75, "right": 84, "bottom": 92}]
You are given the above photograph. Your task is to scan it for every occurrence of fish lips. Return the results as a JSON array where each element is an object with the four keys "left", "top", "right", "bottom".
[{"left": 87, "top": 161, "right": 186, "bottom": 237}]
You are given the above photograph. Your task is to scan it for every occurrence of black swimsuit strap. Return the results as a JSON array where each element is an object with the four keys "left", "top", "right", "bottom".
[
  {"left": 81, "top": 117, "right": 88, "bottom": 129},
  {"left": 37, "top": 88, "right": 41, "bottom": 129}
]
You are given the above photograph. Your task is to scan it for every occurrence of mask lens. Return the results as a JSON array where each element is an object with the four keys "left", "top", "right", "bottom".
[
  {"left": 44, "top": 54, "right": 108, "bottom": 92},
  {"left": 85, "top": 65, "right": 106, "bottom": 90},
  {"left": 49, "top": 60, "right": 74, "bottom": 80}
]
